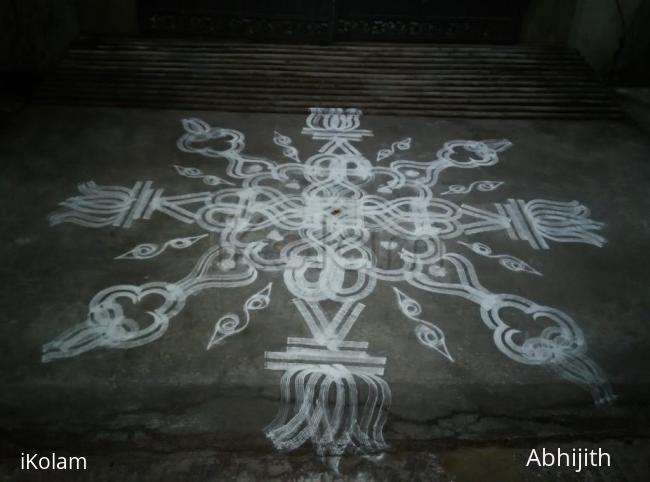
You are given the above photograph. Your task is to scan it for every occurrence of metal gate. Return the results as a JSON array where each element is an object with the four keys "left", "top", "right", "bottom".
[{"left": 138, "top": 0, "right": 530, "bottom": 44}]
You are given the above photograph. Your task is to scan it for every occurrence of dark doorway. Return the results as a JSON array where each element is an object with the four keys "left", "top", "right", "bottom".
[{"left": 138, "top": 0, "right": 531, "bottom": 44}]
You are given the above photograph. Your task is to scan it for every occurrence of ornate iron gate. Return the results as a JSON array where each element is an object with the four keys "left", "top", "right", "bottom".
[{"left": 138, "top": 0, "right": 530, "bottom": 44}]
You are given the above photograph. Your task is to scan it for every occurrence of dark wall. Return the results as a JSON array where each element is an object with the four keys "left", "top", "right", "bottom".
[
  {"left": 522, "top": 0, "right": 650, "bottom": 84},
  {"left": 1, "top": 0, "right": 77, "bottom": 75},
  {"left": 521, "top": 0, "right": 578, "bottom": 45},
  {"left": 137, "top": 0, "right": 530, "bottom": 44},
  {"left": 609, "top": 0, "right": 650, "bottom": 85},
  {"left": 76, "top": 0, "right": 138, "bottom": 35},
  {"left": 2, "top": 0, "right": 649, "bottom": 85}
]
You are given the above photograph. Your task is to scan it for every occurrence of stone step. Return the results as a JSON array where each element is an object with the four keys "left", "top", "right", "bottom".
[{"left": 34, "top": 38, "right": 621, "bottom": 119}]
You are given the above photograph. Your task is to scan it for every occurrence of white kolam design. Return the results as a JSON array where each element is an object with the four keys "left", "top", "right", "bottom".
[
  {"left": 115, "top": 234, "right": 208, "bottom": 260},
  {"left": 174, "top": 164, "right": 236, "bottom": 186},
  {"left": 44, "top": 107, "right": 614, "bottom": 471},
  {"left": 458, "top": 240, "right": 542, "bottom": 276},
  {"left": 376, "top": 137, "right": 411, "bottom": 162},
  {"left": 440, "top": 180, "right": 503, "bottom": 196},
  {"left": 207, "top": 283, "right": 272, "bottom": 349},
  {"left": 273, "top": 131, "right": 302, "bottom": 163}
]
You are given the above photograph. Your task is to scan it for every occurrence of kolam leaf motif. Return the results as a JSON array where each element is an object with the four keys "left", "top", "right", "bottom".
[
  {"left": 182, "top": 118, "right": 210, "bottom": 135},
  {"left": 207, "top": 283, "right": 273, "bottom": 349}
]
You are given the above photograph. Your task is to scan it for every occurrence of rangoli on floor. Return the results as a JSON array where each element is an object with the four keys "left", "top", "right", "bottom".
[{"left": 43, "top": 108, "right": 615, "bottom": 471}]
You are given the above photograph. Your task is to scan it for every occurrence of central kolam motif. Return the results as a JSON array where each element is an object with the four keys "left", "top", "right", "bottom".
[{"left": 43, "top": 108, "right": 614, "bottom": 471}]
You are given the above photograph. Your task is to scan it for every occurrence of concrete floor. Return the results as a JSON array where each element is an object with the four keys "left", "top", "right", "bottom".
[{"left": 1, "top": 105, "right": 649, "bottom": 481}]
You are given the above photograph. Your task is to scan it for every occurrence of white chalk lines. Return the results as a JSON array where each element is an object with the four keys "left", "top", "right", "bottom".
[
  {"left": 44, "top": 107, "right": 613, "bottom": 471},
  {"left": 376, "top": 137, "right": 411, "bottom": 162},
  {"left": 208, "top": 283, "right": 272, "bottom": 349},
  {"left": 458, "top": 240, "right": 542, "bottom": 276},
  {"left": 174, "top": 165, "right": 235, "bottom": 187},
  {"left": 440, "top": 180, "right": 503, "bottom": 196},
  {"left": 273, "top": 131, "right": 301, "bottom": 163},
  {"left": 393, "top": 288, "right": 453, "bottom": 361},
  {"left": 115, "top": 234, "right": 208, "bottom": 260}
]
